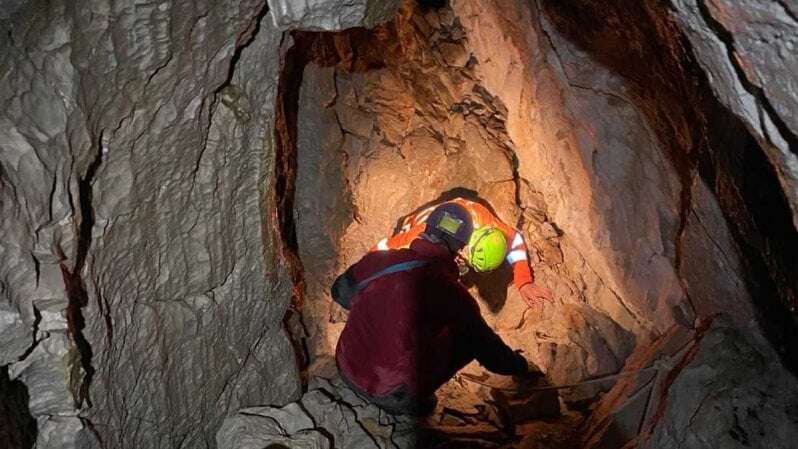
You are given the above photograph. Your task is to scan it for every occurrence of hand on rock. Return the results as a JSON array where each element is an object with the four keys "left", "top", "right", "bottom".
[
  {"left": 512, "top": 362, "right": 546, "bottom": 391},
  {"left": 512, "top": 349, "right": 529, "bottom": 374},
  {"left": 520, "top": 283, "right": 553, "bottom": 308}
]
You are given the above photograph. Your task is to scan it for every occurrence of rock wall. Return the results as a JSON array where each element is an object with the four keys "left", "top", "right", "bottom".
[
  {"left": 1, "top": 1, "right": 302, "bottom": 448},
  {"left": 539, "top": 0, "right": 798, "bottom": 369}
]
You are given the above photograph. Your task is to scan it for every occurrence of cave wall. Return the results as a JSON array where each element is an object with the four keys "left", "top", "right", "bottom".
[
  {"left": 1, "top": 0, "right": 409, "bottom": 446},
  {"left": 538, "top": 0, "right": 798, "bottom": 367},
  {"left": 531, "top": 0, "right": 798, "bottom": 447},
  {"left": 0, "top": 1, "right": 303, "bottom": 447}
]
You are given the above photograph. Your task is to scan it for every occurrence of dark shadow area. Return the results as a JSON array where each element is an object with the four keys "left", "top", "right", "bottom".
[
  {"left": 461, "top": 263, "right": 513, "bottom": 314},
  {"left": 0, "top": 366, "right": 37, "bottom": 449},
  {"left": 698, "top": 103, "right": 798, "bottom": 373},
  {"left": 417, "top": 0, "right": 448, "bottom": 9}
]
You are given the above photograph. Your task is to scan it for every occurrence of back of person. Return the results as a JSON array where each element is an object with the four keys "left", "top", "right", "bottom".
[{"left": 335, "top": 240, "right": 472, "bottom": 400}]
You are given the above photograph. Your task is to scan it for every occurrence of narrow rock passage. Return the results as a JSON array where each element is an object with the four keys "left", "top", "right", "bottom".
[
  {"left": 261, "top": 1, "right": 798, "bottom": 448},
  {"left": 270, "top": 2, "right": 637, "bottom": 446}
]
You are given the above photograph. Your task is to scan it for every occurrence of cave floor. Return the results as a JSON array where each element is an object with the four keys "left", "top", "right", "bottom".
[
  {"left": 421, "top": 372, "right": 585, "bottom": 449},
  {"left": 307, "top": 358, "right": 585, "bottom": 449}
]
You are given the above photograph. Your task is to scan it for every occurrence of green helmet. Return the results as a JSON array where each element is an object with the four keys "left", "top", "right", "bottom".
[{"left": 467, "top": 227, "right": 507, "bottom": 272}]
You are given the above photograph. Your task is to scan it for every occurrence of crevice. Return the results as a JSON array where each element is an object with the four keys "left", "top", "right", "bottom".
[
  {"left": 273, "top": 32, "right": 315, "bottom": 376},
  {"left": 30, "top": 252, "right": 40, "bottom": 289},
  {"left": 192, "top": 1, "right": 269, "bottom": 193},
  {"left": 47, "top": 171, "right": 57, "bottom": 225},
  {"left": 143, "top": 44, "right": 174, "bottom": 91},
  {"left": 774, "top": 0, "right": 798, "bottom": 25},
  {"left": 688, "top": 208, "right": 744, "bottom": 282},
  {"left": 214, "top": 322, "right": 273, "bottom": 408},
  {"left": 635, "top": 374, "right": 659, "bottom": 437},
  {"left": 92, "top": 270, "right": 113, "bottom": 348},
  {"left": 676, "top": 389, "right": 714, "bottom": 448},
  {"left": 329, "top": 79, "right": 362, "bottom": 225},
  {"left": 534, "top": 1, "right": 571, "bottom": 79},
  {"left": 213, "top": 1, "right": 270, "bottom": 97},
  {"left": 61, "top": 129, "right": 105, "bottom": 409},
  {"left": 16, "top": 304, "right": 41, "bottom": 362},
  {"left": 79, "top": 416, "right": 106, "bottom": 449},
  {"left": 674, "top": 170, "right": 700, "bottom": 327}
]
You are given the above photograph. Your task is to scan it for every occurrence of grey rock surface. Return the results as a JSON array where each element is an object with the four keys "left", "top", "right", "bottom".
[
  {"left": 218, "top": 377, "right": 420, "bottom": 449},
  {"left": 583, "top": 319, "right": 798, "bottom": 449},
  {"left": 1, "top": 1, "right": 301, "bottom": 447},
  {"left": 9, "top": 334, "right": 74, "bottom": 420},
  {"left": 268, "top": 0, "right": 400, "bottom": 31},
  {"left": 640, "top": 320, "right": 798, "bottom": 449},
  {"left": 216, "top": 402, "right": 329, "bottom": 449},
  {"left": 670, "top": 0, "right": 798, "bottom": 226},
  {"left": 34, "top": 416, "right": 83, "bottom": 449},
  {"left": 0, "top": 303, "right": 30, "bottom": 366},
  {"left": 294, "top": 64, "right": 352, "bottom": 362}
]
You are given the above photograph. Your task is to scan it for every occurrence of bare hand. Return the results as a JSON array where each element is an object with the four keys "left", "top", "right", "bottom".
[{"left": 519, "top": 283, "right": 554, "bottom": 308}]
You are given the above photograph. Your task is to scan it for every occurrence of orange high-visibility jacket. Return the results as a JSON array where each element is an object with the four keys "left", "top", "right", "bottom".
[{"left": 372, "top": 198, "right": 534, "bottom": 289}]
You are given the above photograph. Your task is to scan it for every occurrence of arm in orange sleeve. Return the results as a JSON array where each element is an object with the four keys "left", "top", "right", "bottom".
[{"left": 505, "top": 230, "right": 534, "bottom": 289}]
